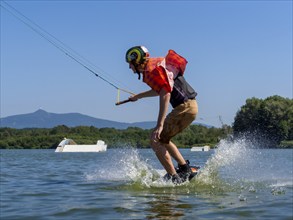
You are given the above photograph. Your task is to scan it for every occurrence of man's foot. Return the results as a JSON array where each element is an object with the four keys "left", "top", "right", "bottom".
[
  {"left": 176, "top": 160, "right": 192, "bottom": 182},
  {"left": 163, "top": 160, "right": 196, "bottom": 184},
  {"left": 171, "top": 173, "right": 184, "bottom": 184},
  {"left": 163, "top": 173, "right": 184, "bottom": 184},
  {"left": 163, "top": 173, "right": 172, "bottom": 182}
]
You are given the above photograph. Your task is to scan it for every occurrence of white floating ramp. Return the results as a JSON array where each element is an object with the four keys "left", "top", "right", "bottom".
[
  {"left": 55, "top": 138, "right": 107, "bottom": 152},
  {"left": 190, "top": 145, "right": 210, "bottom": 152}
]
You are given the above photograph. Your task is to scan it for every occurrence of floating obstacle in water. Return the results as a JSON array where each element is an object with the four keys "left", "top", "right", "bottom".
[
  {"left": 55, "top": 138, "right": 107, "bottom": 152},
  {"left": 190, "top": 145, "right": 210, "bottom": 152}
]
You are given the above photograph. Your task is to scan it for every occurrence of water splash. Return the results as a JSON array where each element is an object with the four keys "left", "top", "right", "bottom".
[
  {"left": 197, "top": 137, "right": 252, "bottom": 185},
  {"left": 197, "top": 136, "right": 293, "bottom": 192},
  {"left": 86, "top": 140, "right": 292, "bottom": 193},
  {"left": 85, "top": 148, "right": 165, "bottom": 187},
  {"left": 118, "top": 148, "right": 161, "bottom": 186}
]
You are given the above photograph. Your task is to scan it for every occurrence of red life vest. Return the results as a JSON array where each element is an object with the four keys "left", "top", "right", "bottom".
[{"left": 143, "top": 50, "right": 188, "bottom": 93}]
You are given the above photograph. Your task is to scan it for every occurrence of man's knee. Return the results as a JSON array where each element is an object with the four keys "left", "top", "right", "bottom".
[
  {"left": 150, "top": 138, "right": 160, "bottom": 152},
  {"left": 150, "top": 138, "right": 170, "bottom": 153}
]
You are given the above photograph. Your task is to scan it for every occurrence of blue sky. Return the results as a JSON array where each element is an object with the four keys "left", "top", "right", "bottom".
[{"left": 1, "top": 0, "right": 292, "bottom": 127}]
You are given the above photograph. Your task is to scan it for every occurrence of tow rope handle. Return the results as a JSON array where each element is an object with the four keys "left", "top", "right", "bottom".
[
  {"left": 115, "top": 99, "right": 131, "bottom": 106},
  {"left": 115, "top": 88, "right": 136, "bottom": 105}
]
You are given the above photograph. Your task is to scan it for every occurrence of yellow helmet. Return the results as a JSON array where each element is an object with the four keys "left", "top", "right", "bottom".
[{"left": 125, "top": 46, "right": 149, "bottom": 65}]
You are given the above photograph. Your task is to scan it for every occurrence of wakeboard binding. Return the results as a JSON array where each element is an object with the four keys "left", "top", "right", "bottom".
[{"left": 163, "top": 160, "right": 200, "bottom": 184}]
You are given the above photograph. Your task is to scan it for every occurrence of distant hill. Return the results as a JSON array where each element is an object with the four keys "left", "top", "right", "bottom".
[{"left": 0, "top": 109, "right": 210, "bottom": 129}]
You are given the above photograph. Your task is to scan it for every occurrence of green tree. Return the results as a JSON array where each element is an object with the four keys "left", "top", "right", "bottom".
[{"left": 233, "top": 95, "right": 293, "bottom": 146}]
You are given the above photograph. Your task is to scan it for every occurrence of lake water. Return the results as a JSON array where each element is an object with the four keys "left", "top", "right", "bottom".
[{"left": 1, "top": 138, "right": 292, "bottom": 220}]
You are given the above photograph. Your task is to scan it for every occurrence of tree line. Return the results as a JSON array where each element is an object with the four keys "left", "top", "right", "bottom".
[{"left": 0, "top": 124, "right": 228, "bottom": 149}]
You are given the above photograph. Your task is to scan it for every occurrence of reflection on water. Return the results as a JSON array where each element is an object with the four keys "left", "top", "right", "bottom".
[{"left": 145, "top": 194, "right": 186, "bottom": 219}]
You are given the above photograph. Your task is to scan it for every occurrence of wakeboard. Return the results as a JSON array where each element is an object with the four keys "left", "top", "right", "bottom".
[
  {"left": 187, "top": 165, "right": 200, "bottom": 181},
  {"left": 163, "top": 165, "right": 200, "bottom": 183}
]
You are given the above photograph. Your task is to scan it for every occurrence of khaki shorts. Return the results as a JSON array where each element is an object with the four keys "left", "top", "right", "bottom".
[{"left": 160, "top": 99, "right": 198, "bottom": 144}]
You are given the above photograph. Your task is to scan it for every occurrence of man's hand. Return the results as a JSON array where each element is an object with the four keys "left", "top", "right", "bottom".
[
  {"left": 151, "top": 125, "right": 163, "bottom": 142},
  {"left": 129, "top": 95, "right": 139, "bottom": 102}
]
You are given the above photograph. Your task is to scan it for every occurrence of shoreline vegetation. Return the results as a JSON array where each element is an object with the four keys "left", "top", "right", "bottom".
[
  {"left": 0, "top": 125, "right": 292, "bottom": 150},
  {"left": 0, "top": 125, "right": 229, "bottom": 149}
]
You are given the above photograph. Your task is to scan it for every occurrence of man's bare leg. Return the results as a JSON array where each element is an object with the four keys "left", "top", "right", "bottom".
[
  {"left": 164, "top": 141, "right": 186, "bottom": 165},
  {"left": 151, "top": 143, "right": 177, "bottom": 175}
]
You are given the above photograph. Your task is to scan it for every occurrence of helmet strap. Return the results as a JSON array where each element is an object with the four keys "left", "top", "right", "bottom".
[{"left": 131, "top": 62, "right": 141, "bottom": 80}]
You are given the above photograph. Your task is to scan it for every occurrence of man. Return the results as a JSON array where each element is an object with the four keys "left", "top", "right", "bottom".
[{"left": 125, "top": 46, "right": 198, "bottom": 184}]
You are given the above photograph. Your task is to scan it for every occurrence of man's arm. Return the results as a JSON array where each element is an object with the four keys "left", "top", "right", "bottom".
[
  {"left": 152, "top": 89, "right": 170, "bottom": 141},
  {"left": 129, "top": 89, "right": 158, "bottom": 101}
]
